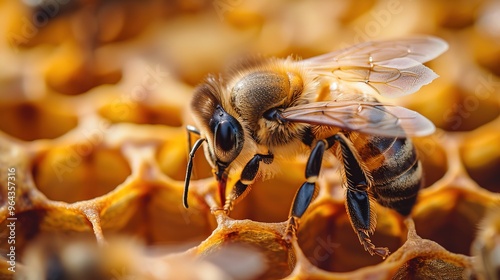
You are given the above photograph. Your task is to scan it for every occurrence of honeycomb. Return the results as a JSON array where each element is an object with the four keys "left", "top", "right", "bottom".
[{"left": 1, "top": 0, "right": 499, "bottom": 279}]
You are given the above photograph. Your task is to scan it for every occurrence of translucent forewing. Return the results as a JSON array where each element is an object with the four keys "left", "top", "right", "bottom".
[
  {"left": 281, "top": 101, "right": 435, "bottom": 137},
  {"left": 302, "top": 36, "right": 448, "bottom": 97}
]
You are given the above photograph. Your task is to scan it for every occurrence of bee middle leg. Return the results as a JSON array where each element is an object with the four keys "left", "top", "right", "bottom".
[
  {"left": 223, "top": 153, "right": 273, "bottom": 213},
  {"left": 283, "top": 134, "right": 390, "bottom": 259},
  {"left": 284, "top": 138, "right": 332, "bottom": 242}
]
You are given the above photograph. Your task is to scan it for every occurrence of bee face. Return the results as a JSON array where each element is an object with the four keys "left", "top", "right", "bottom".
[{"left": 185, "top": 36, "right": 448, "bottom": 259}]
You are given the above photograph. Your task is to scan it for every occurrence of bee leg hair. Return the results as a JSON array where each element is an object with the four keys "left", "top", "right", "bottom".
[
  {"left": 334, "top": 134, "right": 390, "bottom": 259},
  {"left": 223, "top": 153, "right": 273, "bottom": 213}
]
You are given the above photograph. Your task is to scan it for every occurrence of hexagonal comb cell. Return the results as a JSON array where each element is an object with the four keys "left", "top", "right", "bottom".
[
  {"left": 413, "top": 187, "right": 493, "bottom": 256},
  {"left": 32, "top": 145, "right": 131, "bottom": 203},
  {"left": 197, "top": 215, "right": 294, "bottom": 279},
  {"left": 1, "top": 1, "right": 500, "bottom": 280},
  {"left": 0, "top": 101, "right": 78, "bottom": 141},
  {"left": 460, "top": 128, "right": 500, "bottom": 192},
  {"left": 297, "top": 200, "right": 405, "bottom": 272}
]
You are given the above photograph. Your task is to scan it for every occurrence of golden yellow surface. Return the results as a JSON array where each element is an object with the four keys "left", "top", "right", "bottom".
[{"left": 0, "top": 0, "right": 499, "bottom": 279}]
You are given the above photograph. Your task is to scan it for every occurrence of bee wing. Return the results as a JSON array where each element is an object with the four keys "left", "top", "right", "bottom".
[
  {"left": 302, "top": 36, "right": 448, "bottom": 97},
  {"left": 281, "top": 101, "right": 435, "bottom": 137}
]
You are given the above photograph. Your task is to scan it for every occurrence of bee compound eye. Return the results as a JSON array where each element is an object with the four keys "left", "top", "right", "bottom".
[
  {"left": 215, "top": 121, "right": 237, "bottom": 152},
  {"left": 214, "top": 120, "right": 244, "bottom": 163},
  {"left": 210, "top": 106, "right": 244, "bottom": 163}
]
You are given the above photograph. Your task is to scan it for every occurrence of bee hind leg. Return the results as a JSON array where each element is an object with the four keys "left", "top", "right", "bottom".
[
  {"left": 335, "top": 134, "right": 389, "bottom": 259},
  {"left": 347, "top": 188, "right": 390, "bottom": 259}
]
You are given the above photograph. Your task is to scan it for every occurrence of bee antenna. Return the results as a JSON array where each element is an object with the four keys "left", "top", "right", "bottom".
[{"left": 183, "top": 137, "right": 206, "bottom": 208}]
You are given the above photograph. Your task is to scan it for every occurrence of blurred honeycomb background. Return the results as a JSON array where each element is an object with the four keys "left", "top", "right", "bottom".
[{"left": 0, "top": 0, "right": 499, "bottom": 279}]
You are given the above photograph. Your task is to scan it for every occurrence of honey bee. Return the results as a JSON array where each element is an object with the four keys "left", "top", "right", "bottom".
[{"left": 183, "top": 36, "right": 448, "bottom": 258}]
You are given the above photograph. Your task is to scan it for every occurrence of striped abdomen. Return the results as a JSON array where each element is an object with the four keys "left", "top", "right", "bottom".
[{"left": 349, "top": 133, "right": 422, "bottom": 216}]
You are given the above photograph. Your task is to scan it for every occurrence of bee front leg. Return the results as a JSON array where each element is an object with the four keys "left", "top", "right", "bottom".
[
  {"left": 334, "top": 134, "right": 390, "bottom": 259},
  {"left": 284, "top": 139, "right": 331, "bottom": 242},
  {"left": 223, "top": 153, "right": 273, "bottom": 213}
]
